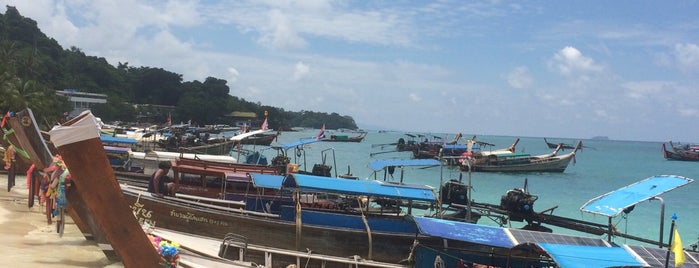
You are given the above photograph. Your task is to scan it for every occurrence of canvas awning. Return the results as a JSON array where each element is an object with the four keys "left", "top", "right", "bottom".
[
  {"left": 250, "top": 173, "right": 436, "bottom": 202},
  {"left": 580, "top": 175, "right": 694, "bottom": 217}
]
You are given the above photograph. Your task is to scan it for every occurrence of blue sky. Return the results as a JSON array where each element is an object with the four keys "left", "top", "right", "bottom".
[{"left": 7, "top": 1, "right": 699, "bottom": 142}]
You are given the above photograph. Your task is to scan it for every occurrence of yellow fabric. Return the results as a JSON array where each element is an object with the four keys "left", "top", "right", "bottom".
[{"left": 672, "top": 228, "right": 685, "bottom": 267}]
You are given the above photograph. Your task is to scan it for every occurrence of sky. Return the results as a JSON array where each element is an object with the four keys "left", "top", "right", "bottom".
[{"left": 5, "top": 1, "right": 699, "bottom": 142}]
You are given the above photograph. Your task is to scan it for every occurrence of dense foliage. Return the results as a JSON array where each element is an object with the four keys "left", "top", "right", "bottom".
[{"left": 0, "top": 6, "right": 358, "bottom": 130}]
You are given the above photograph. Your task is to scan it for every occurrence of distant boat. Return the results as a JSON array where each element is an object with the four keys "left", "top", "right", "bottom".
[
  {"left": 662, "top": 141, "right": 699, "bottom": 161},
  {"left": 320, "top": 131, "right": 367, "bottom": 142},
  {"left": 544, "top": 138, "right": 577, "bottom": 150},
  {"left": 462, "top": 141, "right": 582, "bottom": 173}
]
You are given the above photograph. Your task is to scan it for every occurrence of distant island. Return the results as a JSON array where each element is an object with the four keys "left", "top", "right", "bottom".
[{"left": 591, "top": 136, "right": 609, "bottom": 140}]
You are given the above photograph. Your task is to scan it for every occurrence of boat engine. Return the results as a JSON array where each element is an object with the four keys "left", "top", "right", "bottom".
[
  {"left": 500, "top": 188, "right": 538, "bottom": 222},
  {"left": 441, "top": 179, "right": 469, "bottom": 206},
  {"left": 311, "top": 163, "right": 332, "bottom": 177}
]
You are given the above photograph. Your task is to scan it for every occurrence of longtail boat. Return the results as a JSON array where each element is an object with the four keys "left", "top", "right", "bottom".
[
  {"left": 662, "top": 141, "right": 699, "bottom": 161},
  {"left": 49, "top": 110, "right": 163, "bottom": 267}
]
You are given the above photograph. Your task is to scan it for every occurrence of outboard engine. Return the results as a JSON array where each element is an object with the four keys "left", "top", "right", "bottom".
[
  {"left": 441, "top": 179, "right": 469, "bottom": 206},
  {"left": 500, "top": 188, "right": 537, "bottom": 222},
  {"left": 311, "top": 164, "right": 332, "bottom": 177}
]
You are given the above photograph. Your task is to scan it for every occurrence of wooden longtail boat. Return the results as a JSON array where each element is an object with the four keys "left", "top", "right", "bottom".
[
  {"left": 320, "top": 131, "right": 367, "bottom": 142},
  {"left": 120, "top": 169, "right": 446, "bottom": 266},
  {"left": 461, "top": 141, "right": 582, "bottom": 173},
  {"left": 662, "top": 141, "right": 699, "bottom": 161},
  {"left": 49, "top": 110, "right": 162, "bottom": 267},
  {"left": 4, "top": 109, "right": 121, "bottom": 259}
]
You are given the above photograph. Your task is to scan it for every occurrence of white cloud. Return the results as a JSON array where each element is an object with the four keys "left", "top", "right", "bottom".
[
  {"left": 257, "top": 9, "right": 307, "bottom": 49},
  {"left": 228, "top": 67, "right": 240, "bottom": 83},
  {"left": 622, "top": 81, "right": 672, "bottom": 99},
  {"left": 292, "top": 61, "right": 310, "bottom": 81},
  {"left": 674, "top": 43, "right": 699, "bottom": 71},
  {"left": 506, "top": 66, "right": 534, "bottom": 89},
  {"left": 408, "top": 93, "right": 422, "bottom": 102},
  {"left": 551, "top": 46, "right": 604, "bottom": 76},
  {"left": 677, "top": 107, "right": 699, "bottom": 117}
]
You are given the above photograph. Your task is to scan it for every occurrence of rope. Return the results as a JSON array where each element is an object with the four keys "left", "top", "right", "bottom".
[{"left": 357, "top": 196, "right": 373, "bottom": 260}]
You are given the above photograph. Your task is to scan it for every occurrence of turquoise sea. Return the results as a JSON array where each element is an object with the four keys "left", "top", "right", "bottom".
[{"left": 232, "top": 129, "right": 699, "bottom": 250}]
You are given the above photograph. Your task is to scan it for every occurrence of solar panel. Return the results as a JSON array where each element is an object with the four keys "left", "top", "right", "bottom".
[
  {"left": 508, "top": 228, "right": 610, "bottom": 247},
  {"left": 627, "top": 245, "right": 699, "bottom": 268}
]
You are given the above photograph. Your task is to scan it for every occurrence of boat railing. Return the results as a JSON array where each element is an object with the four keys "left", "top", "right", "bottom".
[
  {"left": 217, "top": 232, "right": 407, "bottom": 268},
  {"left": 120, "top": 184, "right": 280, "bottom": 218},
  {"left": 152, "top": 228, "right": 406, "bottom": 268}
]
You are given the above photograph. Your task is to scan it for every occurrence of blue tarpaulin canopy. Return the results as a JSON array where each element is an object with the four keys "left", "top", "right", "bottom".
[
  {"left": 288, "top": 173, "right": 436, "bottom": 202},
  {"left": 250, "top": 173, "right": 436, "bottom": 202},
  {"left": 413, "top": 216, "right": 514, "bottom": 248},
  {"left": 368, "top": 159, "right": 441, "bottom": 171},
  {"left": 250, "top": 173, "right": 285, "bottom": 189},
  {"left": 537, "top": 243, "right": 646, "bottom": 268},
  {"left": 580, "top": 175, "right": 694, "bottom": 217},
  {"left": 100, "top": 135, "right": 137, "bottom": 144}
]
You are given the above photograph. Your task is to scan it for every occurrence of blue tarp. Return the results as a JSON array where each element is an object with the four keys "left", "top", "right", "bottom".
[
  {"left": 282, "top": 173, "right": 436, "bottom": 202},
  {"left": 100, "top": 135, "right": 137, "bottom": 144},
  {"left": 368, "top": 159, "right": 441, "bottom": 171},
  {"left": 537, "top": 243, "right": 646, "bottom": 268},
  {"left": 441, "top": 144, "right": 480, "bottom": 150},
  {"left": 250, "top": 173, "right": 285, "bottom": 189},
  {"left": 580, "top": 175, "right": 694, "bottom": 217},
  {"left": 412, "top": 217, "right": 514, "bottom": 248}
]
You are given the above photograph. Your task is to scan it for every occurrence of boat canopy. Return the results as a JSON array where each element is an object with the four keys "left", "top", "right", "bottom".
[
  {"left": 580, "top": 175, "right": 694, "bottom": 217},
  {"left": 250, "top": 173, "right": 285, "bottom": 189},
  {"left": 414, "top": 216, "right": 650, "bottom": 267},
  {"left": 100, "top": 135, "right": 137, "bottom": 144},
  {"left": 228, "top": 129, "right": 271, "bottom": 141},
  {"left": 270, "top": 138, "right": 318, "bottom": 151},
  {"left": 368, "top": 159, "right": 441, "bottom": 171},
  {"left": 412, "top": 216, "right": 514, "bottom": 248},
  {"left": 536, "top": 243, "right": 646, "bottom": 268},
  {"left": 249, "top": 173, "right": 436, "bottom": 202},
  {"left": 441, "top": 144, "right": 480, "bottom": 150},
  {"left": 103, "top": 145, "right": 132, "bottom": 152}
]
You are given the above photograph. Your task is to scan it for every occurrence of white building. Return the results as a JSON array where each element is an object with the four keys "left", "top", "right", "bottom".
[{"left": 56, "top": 89, "right": 108, "bottom": 117}]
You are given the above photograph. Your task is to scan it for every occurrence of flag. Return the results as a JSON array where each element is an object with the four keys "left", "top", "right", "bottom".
[
  {"left": 672, "top": 227, "right": 685, "bottom": 267},
  {"left": 261, "top": 118, "right": 268, "bottom": 130},
  {"left": 316, "top": 124, "right": 325, "bottom": 140}
]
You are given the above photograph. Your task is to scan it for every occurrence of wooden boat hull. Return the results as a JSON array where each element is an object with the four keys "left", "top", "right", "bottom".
[
  {"left": 177, "top": 139, "right": 239, "bottom": 155},
  {"left": 470, "top": 154, "right": 575, "bottom": 172},
  {"left": 50, "top": 111, "right": 163, "bottom": 267},
  {"left": 321, "top": 132, "right": 367, "bottom": 142},
  {"left": 122, "top": 188, "right": 437, "bottom": 265},
  {"left": 6, "top": 109, "right": 54, "bottom": 169},
  {"left": 238, "top": 133, "right": 277, "bottom": 145},
  {"left": 662, "top": 143, "right": 699, "bottom": 161}
]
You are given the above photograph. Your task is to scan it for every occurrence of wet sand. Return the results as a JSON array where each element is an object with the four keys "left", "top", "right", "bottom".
[{"left": 0, "top": 173, "right": 123, "bottom": 268}]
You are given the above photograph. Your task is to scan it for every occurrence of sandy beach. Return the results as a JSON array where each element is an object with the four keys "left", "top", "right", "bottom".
[{"left": 0, "top": 173, "right": 123, "bottom": 268}]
